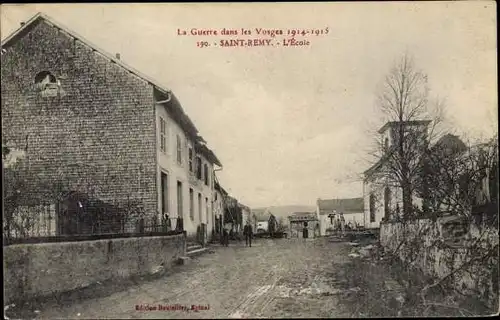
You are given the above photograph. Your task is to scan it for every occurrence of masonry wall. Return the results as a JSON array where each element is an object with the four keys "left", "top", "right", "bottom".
[
  {"left": 1, "top": 20, "right": 158, "bottom": 222},
  {"left": 364, "top": 164, "right": 415, "bottom": 230},
  {"left": 3, "top": 234, "right": 186, "bottom": 304},
  {"left": 380, "top": 218, "right": 499, "bottom": 309}
]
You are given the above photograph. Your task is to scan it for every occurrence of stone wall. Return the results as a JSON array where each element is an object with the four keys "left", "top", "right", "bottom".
[
  {"left": 380, "top": 218, "right": 499, "bottom": 309},
  {"left": 3, "top": 233, "right": 186, "bottom": 304}
]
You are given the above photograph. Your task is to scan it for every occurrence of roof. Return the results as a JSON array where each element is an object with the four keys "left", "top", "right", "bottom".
[
  {"left": 291, "top": 211, "right": 315, "bottom": 216},
  {"left": 196, "top": 143, "right": 222, "bottom": 167},
  {"left": 1, "top": 12, "right": 222, "bottom": 167},
  {"left": 1, "top": 13, "right": 172, "bottom": 96},
  {"left": 431, "top": 134, "right": 467, "bottom": 154},
  {"left": 317, "top": 198, "right": 364, "bottom": 215},
  {"left": 363, "top": 149, "right": 394, "bottom": 178},
  {"left": 214, "top": 176, "right": 228, "bottom": 196},
  {"left": 288, "top": 212, "right": 317, "bottom": 221},
  {"left": 365, "top": 120, "right": 432, "bottom": 178},
  {"left": 378, "top": 120, "right": 432, "bottom": 134}
]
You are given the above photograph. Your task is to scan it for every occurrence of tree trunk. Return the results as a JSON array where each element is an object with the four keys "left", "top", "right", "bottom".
[{"left": 402, "top": 185, "right": 413, "bottom": 219}]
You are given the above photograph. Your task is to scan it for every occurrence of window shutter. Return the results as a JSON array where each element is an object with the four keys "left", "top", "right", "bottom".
[{"left": 184, "top": 138, "right": 189, "bottom": 166}]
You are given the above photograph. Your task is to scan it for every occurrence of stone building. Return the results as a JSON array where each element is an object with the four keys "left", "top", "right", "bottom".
[
  {"left": 288, "top": 212, "right": 319, "bottom": 238},
  {"left": 1, "top": 13, "right": 221, "bottom": 237},
  {"left": 316, "top": 198, "right": 364, "bottom": 236},
  {"left": 362, "top": 120, "right": 431, "bottom": 229}
]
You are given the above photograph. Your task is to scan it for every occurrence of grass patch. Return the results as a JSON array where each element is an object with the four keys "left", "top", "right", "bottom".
[{"left": 330, "top": 243, "right": 495, "bottom": 317}]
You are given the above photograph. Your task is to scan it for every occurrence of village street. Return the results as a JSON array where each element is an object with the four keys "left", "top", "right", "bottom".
[{"left": 20, "top": 238, "right": 355, "bottom": 319}]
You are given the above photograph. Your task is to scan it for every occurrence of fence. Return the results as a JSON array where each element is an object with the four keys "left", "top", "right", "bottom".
[{"left": 3, "top": 195, "right": 185, "bottom": 246}]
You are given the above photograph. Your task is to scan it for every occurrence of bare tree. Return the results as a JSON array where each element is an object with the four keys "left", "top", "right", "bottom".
[
  {"left": 369, "top": 53, "right": 446, "bottom": 218},
  {"left": 420, "top": 134, "right": 498, "bottom": 221},
  {"left": 3, "top": 145, "right": 71, "bottom": 239}
]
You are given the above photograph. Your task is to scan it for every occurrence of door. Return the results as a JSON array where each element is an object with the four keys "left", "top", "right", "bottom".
[
  {"left": 177, "top": 181, "right": 183, "bottom": 222},
  {"left": 161, "top": 172, "right": 168, "bottom": 214},
  {"left": 198, "top": 193, "right": 202, "bottom": 223}
]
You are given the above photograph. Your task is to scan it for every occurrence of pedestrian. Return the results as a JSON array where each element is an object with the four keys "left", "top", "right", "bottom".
[
  {"left": 222, "top": 226, "right": 229, "bottom": 247},
  {"left": 340, "top": 212, "right": 346, "bottom": 237},
  {"left": 243, "top": 221, "right": 253, "bottom": 247}
]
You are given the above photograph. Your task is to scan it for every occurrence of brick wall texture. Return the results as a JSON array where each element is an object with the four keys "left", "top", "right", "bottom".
[{"left": 1, "top": 19, "right": 158, "bottom": 221}]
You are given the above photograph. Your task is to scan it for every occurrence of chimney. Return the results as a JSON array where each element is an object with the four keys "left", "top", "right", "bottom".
[
  {"left": 115, "top": 53, "right": 120, "bottom": 60},
  {"left": 20, "top": 22, "right": 25, "bottom": 27}
]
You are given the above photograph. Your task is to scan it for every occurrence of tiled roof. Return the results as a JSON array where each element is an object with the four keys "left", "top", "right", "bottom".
[
  {"left": 288, "top": 212, "right": 317, "bottom": 221},
  {"left": 317, "top": 198, "right": 364, "bottom": 215}
]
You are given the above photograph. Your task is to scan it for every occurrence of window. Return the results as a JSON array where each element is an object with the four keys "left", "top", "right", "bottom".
[
  {"left": 161, "top": 172, "right": 168, "bottom": 214},
  {"left": 204, "top": 164, "right": 209, "bottom": 186},
  {"left": 206, "top": 197, "right": 209, "bottom": 225},
  {"left": 159, "top": 117, "right": 166, "bottom": 153},
  {"left": 196, "top": 156, "right": 202, "bottom": 179},
  {"left": 35, "top": 71, "right": 64, "bottom": 97},
  {"left": 188, "top": 148, "right": 194, "bottom": 172},
  {"left": 35, "top": 71, "right": 57, "bottom": 88},
  {"left": 384, "top": 137, "right": 389, "bottom": 152},
  {"left": 384, "top": 187, "right": 391, "bottom": 219},
  {"left": 189, "top": 188, "right": 194, "bottom": 221},
  {"left": 176, "top": 135, "right": 182, "bottom": 164},
  {"left": 198, "top": 193, "right": 202, "bottom": 223},
  {"left": 177, "top": 181, "right": 183, "bottom": 218},
  {"left": 369, "top": 194, "right": 376, "bottom": 223}
]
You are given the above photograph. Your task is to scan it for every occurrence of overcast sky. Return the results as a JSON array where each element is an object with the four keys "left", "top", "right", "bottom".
[{"left": 1, "top": 3, "right": 497, "bottom": 208}]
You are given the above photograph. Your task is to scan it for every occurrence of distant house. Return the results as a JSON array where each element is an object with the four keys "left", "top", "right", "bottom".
[
  {"left": 288, "top": 212, "right": 319, "bottom": 238},
  {"left": 223, "top": 195, "right": 239, "bottom": 231},
  {"left": 256, "top": 221, "right": 269, "bottom": 233},
  {"left": 316, "top": 198, "right": 364, "bottom": 236},
  {"left": 252, "top": 208, "right": 272, "bottom": 233},
  {"left": 1, "top": 13, "right": 222, "bottom": 238},
  {"left": 213, "top": 178, "right": 228, "bottom": 236},
  {"left": 239, "top": 203, "right": 251, "bottom": 226}
]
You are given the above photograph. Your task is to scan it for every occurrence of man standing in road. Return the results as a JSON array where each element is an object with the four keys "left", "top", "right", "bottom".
[
  {"left": 339, "top": 212, "right": 346, "bottom": 237},
  {"left": 243, "top": 221, "right": 253, "bottom": 247},
  {"left": 222, "top": 225, "right": 229, "bottom": 247}
]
